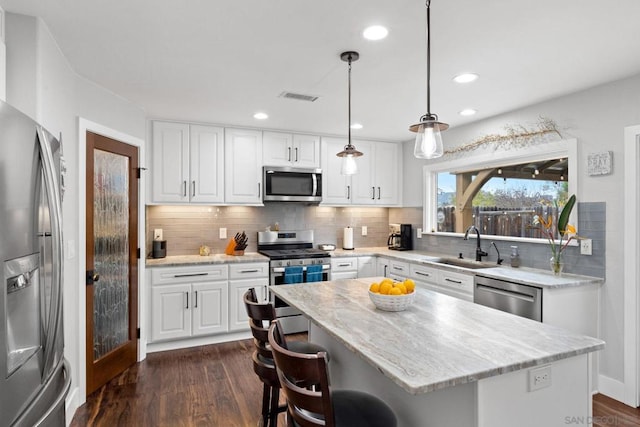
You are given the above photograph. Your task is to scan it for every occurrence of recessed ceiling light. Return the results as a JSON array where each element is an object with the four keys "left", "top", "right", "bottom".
[
  {"left": 363, "top": 25, "right": 388, "bottom": 41},
  {"left": 459, "top": 109, "right": 477, "bottom": 116},
  {"left": 253, "top": 112, "right": 268, "bottom": 120},
  {"left": 350, "top": 123, "right": 363, "bottom": 130},
  {"left": 453, "top": 73, "right": 479, "bottom": 84}
]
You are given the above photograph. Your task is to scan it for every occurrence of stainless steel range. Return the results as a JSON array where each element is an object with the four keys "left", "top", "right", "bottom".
[{"left": 258, "top": 230, "right": 331, "bottom": 333}]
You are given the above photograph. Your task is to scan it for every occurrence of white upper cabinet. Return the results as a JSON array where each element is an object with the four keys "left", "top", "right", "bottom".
[
  {"left": 320, "top": 137, "right": 352, "bottom": 205},
  {"left": 351, "top": 140, "right": 400, "bottom": 206},
  {"left": 263, "top": 131, "right": 320, "bottom": 168},
  {"left": 224, "top": 128, "right": 263, "bottom": 204},
  {"left": 321, "top": 137, "right": 400, "bottom": 206},
  {"left": 151, "top": 121, "right": 224, "bottom": 203}
]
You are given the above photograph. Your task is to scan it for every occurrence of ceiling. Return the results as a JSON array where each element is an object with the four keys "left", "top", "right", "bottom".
[{"left": 2, "top": 0, "right": 640, "bottom": 142}]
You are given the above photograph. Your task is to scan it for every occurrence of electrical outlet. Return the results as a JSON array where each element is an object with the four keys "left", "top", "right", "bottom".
[
  {"left": 219, "top": 227, "right": 227, "bottom": 239},
  {"left": 580, "top": 239, "right": 592, "bottom": 255},
  {"left": 417, "top": 228, "right": 423, "bottom": 239},
  {"left": 528, "top": 365, "right": 552, "bottom": 391},
  {"left": 154, "top": 228, "right": 163, "bottom": 241},
  {"left": 361, "top": 226, "right": 367, "bottom": 236}
]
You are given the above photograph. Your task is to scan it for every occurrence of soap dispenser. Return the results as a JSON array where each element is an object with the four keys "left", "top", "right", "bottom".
[{"left": 510, "top": 246, "right": 520, "bottom": 268}]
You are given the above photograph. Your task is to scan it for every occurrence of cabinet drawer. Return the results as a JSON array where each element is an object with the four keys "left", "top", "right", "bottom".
[
  {"left": 438, "top": 270, "right": 473, "bottom": 294},
  {"left": 151, "top": 264, "right": 228, "bottom": 285},
  {"left": 331, "top": 257, "right": 358, "bottom": 272},
  {"left": 410, "top": 264, "right": 439, "bottom": 284},
  {"left": 389, "top": 260, "right": 410, "bottom": 277},
  {"left": 229, "top": 262, "right": 269, "bottom": 279}
]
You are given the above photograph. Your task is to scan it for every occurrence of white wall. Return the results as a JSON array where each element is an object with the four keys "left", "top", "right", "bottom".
[
  {"left": 403, "top": 72, "right": 640, "bottom": 398},
  {"left": 4, "top": 12, "right": 146, "bottom": 421}
]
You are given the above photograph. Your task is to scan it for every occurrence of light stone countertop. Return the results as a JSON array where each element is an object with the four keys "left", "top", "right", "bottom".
[
  {"left": 270, "top": 277, "right": 605, "bottom": 395},
  {"left": 145, "top": 252, "right": 269, "bottom": 267},
  {"left": 329, "top": 247, "right": 603, "bottom": 289}
]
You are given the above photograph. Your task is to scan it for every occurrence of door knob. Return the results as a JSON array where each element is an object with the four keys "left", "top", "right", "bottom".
[{"left": 86, "top": 270, "right": 100, "bottom": 285}]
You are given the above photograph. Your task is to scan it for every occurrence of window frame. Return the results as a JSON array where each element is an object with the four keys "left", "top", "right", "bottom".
[{"left": 423, "top": 138, "right": 578, "bottom": 243}]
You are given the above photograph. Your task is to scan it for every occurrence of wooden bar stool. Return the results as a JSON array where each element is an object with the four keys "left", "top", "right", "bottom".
[
  {"left": 268, "top": 319, "right": 397, "bottom": 427},
  {"left": 243, "top": 289, "right": 328, "bottom": 427}
]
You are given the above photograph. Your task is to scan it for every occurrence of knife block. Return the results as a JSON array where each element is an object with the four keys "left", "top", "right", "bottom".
[{"left": 224, "top": 238, "right": 236, "bottom": 255}]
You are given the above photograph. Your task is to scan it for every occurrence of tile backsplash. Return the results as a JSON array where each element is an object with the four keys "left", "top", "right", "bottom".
[{"left": 146, "top": 204, "right": 391, "bottom": 257}]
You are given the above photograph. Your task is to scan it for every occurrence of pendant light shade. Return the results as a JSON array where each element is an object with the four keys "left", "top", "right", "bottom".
[
  {"left": 336, "top": 51, "right": 362, "bottom": 175},
  {"left": 410, "top": 0, "right": 448, "bottom": 159}
]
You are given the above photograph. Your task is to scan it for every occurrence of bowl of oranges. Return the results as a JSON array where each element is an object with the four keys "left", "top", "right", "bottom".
[{"left": 368, "top": 278, "right": 416, "bottom": 312}]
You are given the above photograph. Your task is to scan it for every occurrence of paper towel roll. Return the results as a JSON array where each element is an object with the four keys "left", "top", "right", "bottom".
[{"left": 343, "top": 226, "right": 354, "bottom": 250}]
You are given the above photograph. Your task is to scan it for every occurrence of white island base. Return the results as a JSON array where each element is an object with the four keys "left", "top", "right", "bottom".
[{"left": 310, "top": 324, "right": 591, "bottom": 427}]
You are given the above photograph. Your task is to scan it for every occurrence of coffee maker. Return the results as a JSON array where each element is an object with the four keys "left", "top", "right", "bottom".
[{"left": 387, "top": 224, "right": 412, "bottom": 251}]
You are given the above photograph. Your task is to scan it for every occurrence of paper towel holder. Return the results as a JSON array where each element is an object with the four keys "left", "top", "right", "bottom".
[{"left": 343, "top": 226, "right": 354, "bottom": 250}]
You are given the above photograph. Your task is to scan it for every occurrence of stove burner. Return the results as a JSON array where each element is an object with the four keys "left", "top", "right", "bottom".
[{"left": 259, "top": 248, "right": 330, "bottom": 260}]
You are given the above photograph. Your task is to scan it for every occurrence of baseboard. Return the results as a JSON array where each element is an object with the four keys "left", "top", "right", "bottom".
[
  {"left": 146, "top": 330, "right": 253, "bottom": 353},
  {"left": 598, "top": 374, "right": 626, "bottom": 402},
  {"left": 65, "top": 385, "right": 81, "bottom": 426}
]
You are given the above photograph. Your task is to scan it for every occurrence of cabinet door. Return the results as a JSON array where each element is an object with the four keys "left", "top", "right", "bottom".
[
  {"left": 331, "top": 257, "right": 358, "bottom": 272},
  {"left": 350, "top": 140, "right": 376, "bottom": 205},
  {"left": 376, "top": 258, "right": 391, "bottom": 277},
  {"left": 320, "top": 137, "right": 351, "bottom": 205},
  {"left": 190, "top": 125, "right": 224, "bottom": 203},
  {"left": 292, "top": 134, "right": 320, "bottom": 168},
  {"left": 228, "top": 278, "right": 269, "bottom": 332},
  {"left": 373, "top": 142, "right": 400, "bottom": 205},
  {"left": 263, "top": 131, "right": 293, "bottom": 166},
  {"left": 152, "top": 121, "right": 189, "bottom": 203},
  {"left": 225, "top": 128, "right": 263, "bottom": 204},
  {"left": 357, "top": 256, "right": 377, "bottom": 278},
  {"left": 192, "top": 281, "right": 229, "bottom": 336},
  {"left": 151, "top": 283, "right": 191, "bottom": 342},
  {"left": 389, "top": 260, "right": 410, "bottom": 279},
  {"left": 410, "top": 263, "right": 438, "bottom": 286}
]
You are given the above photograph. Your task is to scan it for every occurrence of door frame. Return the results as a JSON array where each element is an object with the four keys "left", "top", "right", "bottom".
[
  {"left": 77, "top": 118, "right": 145, "bottom": 404},
  {"left": 624, "top": 124, "right": 640, "bottom": 407}
]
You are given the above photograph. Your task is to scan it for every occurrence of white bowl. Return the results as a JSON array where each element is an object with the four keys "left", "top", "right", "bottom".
[{"left": 369, "top": 290, "right": 416, "bottom": 312}]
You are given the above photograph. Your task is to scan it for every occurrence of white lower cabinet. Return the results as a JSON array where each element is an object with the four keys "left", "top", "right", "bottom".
[
  {"left": 331, "top": 256, "right": 377, "bottom": 280},
  {"left": 435, "top": 269, "right": 474, "bottom": 302},
  {"left": 357, "top": 256, "right": 376, "bottom": 278},
  {"left": 377, "top": 257, "right": 391, "bottom": 277},
  {"left": 150, "top": 264, "right": 230, "bottom": 343},
  {"left": 228, "top": 262, "right": 269, "bottom": 332},
  {"left": 388, "top": 259, "right": 410, "bottom": 282}
]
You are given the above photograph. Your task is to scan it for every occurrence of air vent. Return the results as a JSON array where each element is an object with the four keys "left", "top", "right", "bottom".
[{"left": 279, "top": 91, "right": 319, "bottom": 102}]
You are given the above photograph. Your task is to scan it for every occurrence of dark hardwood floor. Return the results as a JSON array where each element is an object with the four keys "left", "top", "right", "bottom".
[{"left": 71, "top": 338, "right": 640, "bottom": 427}]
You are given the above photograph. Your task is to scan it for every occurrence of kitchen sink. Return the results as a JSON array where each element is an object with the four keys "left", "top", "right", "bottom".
[{"left": 429, "top": 258, "right": 495, "bottom": 270}]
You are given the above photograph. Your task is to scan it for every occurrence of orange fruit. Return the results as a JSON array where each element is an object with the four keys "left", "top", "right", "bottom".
[
  {"left": 379, "top": 282, "right": 392, "bottom": 295},
  {"left": 403, "top": 279, "right": 416, "bottom": 293},
  {"left": 389, "top": 287, "right": 402, "bottom": 295},
  {"left": 394, "top": 283, "right": 407, "bottom": 294},
  {"left": 369, "top": 283, "right": 380, "bottom": 293}
]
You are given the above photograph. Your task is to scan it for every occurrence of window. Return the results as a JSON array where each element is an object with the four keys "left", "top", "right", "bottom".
[{"left": 424, "top": 139, "right": 578, "bottom": 242}]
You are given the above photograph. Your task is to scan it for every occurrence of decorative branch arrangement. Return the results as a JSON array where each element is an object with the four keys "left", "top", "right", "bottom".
[{"left": 444, "top": 116, "right": 563, "bottom": 156}]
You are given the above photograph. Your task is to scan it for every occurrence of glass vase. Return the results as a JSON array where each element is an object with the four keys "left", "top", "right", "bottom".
[{"left": 550, "top": 254, "right": 564, "bottom": 275}]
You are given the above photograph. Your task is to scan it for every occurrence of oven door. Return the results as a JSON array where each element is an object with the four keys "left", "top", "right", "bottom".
[
  {"left": 263, "top": 166, "right": 322, "bottom": 203},
  {"left": 270, "top": 264, "right": 330, "bottom": 316}
]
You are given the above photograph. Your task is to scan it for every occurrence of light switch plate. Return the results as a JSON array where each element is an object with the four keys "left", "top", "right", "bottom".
[
  {"left": 219, "top": 227, "right": 227, "bottom": 239},
  {"left": 361, "top": 226, "right": 367, "bottom": 236},
  {"left": 154, "top": 228, "right": 163, "bottom": 241},
  {"left": 417, "top": 228, "right": 422, "bottom": 239}
]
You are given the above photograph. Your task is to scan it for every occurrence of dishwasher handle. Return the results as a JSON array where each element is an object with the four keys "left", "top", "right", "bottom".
[{"left": 475, "top": 283, "right": 535, "bottom": 303}]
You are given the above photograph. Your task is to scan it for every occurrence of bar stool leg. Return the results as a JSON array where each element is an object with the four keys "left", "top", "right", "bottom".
[
  {"left": 268, "top": 387, "right": 280, "bottom": 427},
  {"left": 261, "top": 383, "right": 271, "bottom": 426}
]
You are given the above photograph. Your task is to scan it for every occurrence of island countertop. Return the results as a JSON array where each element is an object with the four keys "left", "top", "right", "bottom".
[{"left": 270, "top": 278, "right": 604, "bottom": 395}]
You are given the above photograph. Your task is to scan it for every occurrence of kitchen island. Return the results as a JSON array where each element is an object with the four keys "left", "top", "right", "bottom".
[{"left": 270, "top": 278, "right": 604, "bottom": 427}]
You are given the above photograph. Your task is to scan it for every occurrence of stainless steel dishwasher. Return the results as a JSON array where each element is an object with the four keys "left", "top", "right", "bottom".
[{"left": 474, "top": 275, "right": 542, "bottom": 321}]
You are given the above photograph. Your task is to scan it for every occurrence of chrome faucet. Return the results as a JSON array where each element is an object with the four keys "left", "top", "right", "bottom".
[{"left": 464, "top": 225, "right": 488, "bottom": 262}]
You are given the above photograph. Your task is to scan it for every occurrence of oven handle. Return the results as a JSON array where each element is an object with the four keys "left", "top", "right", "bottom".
[{"left": 272, "top": 264, "right": 330, "bottom": 273}]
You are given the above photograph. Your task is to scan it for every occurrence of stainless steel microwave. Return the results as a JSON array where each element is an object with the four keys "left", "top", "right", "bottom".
[{"left": 263, "top": 166, "right": 322, "bottom": 203}]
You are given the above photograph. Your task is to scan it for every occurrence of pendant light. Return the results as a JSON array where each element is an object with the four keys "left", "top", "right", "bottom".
[
  {"left": 410, "top": 0, "right": 448, "bottom": 159},
  {"left": 336, "top": 51, "right": 363, "bottom": 175}
]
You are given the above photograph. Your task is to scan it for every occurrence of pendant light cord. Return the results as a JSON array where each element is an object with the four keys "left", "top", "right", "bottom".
[
  {"left": 426, "top": 0, "right": 431, "bottom": 116},
  {"left": 347, "top": 54, "right": 352, "bottom": 148}
]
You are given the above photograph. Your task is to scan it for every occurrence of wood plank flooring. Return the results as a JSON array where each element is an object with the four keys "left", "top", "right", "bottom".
[{"left": 71, "top": 337, "right": 640, "bottom": 427}]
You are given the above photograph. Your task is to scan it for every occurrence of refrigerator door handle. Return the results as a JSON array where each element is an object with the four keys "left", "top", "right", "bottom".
[{"left": 36, "top": 126, "right": 65, "bottom": 380}]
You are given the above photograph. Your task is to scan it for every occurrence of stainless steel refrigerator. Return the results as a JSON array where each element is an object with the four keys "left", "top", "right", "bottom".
[{"left": 0, "top": 100, "right": 71, "bottom": 426}]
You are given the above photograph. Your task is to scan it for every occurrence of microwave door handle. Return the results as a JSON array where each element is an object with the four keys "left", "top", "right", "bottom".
[{"left": 312, "top": 173, "right": 318, "bottom": 196}]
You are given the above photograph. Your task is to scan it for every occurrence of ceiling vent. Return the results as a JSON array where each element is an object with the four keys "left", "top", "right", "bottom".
[{"left": 279, "top": 91, "right": 319, "bottom": 102}]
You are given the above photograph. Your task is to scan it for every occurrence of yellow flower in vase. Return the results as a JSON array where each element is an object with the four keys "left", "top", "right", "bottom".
[{"left": 531, "top": 194, "right": 582, "bottom": 275}]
